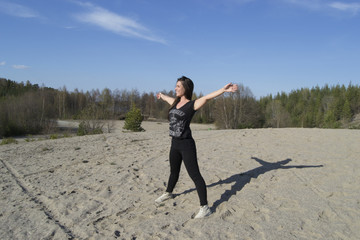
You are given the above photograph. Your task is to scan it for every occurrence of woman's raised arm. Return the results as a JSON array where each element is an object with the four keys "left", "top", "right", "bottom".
[
  {"left": 157, "top": 92, "right": 176, "bottom": 105},
  {"left": 194, "top": 83, "right": 238, "bottom": 111}
]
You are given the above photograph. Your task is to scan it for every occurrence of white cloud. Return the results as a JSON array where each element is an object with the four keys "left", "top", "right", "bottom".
[
  {"left": 0, "top": 61, "right": 5, "bottom": 66},
  {"left": 329, "top": 2, "right": 360, "bottom": 14},
  {"left": 282, "top": 0, "right": 360, "bottom": 15},
  {"left": 12, "top": 65, "right": 30, "bottom": 69},
  {"left": 0, "top": 1, "right": 38, "bottom": 18},
  {"left": 73, "top": 2, "right": 166, "bottom": 44}
]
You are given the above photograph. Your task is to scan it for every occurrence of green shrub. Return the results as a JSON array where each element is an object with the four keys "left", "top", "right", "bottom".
[
  {"left": 77, "top": 121, "right": 88, "bottom": 136},
  {"left": 1, "top": 138, "right": 18, "bottom": 145},
  {"left": 50, "top": 134, "right": 58, "bottom": 139},
  {"left": 77, "top": 121, "right": 103, "bottom": 136},
  {"left": 63, "top": 133, "right": 71, "bottom": 138},
  {"left": 25, "top": 138, "right": 36, "bottom": 142},
  {"left": 123, "top": 104, "right": 144, "bottom": 132}
]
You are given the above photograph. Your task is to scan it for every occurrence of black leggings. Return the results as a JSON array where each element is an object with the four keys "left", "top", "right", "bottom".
[{"left": 166, "top": 138, "right": 208, "bottom": 206}]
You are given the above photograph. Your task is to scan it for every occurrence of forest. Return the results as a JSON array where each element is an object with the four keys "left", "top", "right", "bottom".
[{"left": 1, "top": 77, "right": 360, "bottom": 138}]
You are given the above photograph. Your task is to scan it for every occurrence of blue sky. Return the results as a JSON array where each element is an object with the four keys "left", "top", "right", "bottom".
[{"left": 0, "top": 0, "right": 359, "bottom": 98}]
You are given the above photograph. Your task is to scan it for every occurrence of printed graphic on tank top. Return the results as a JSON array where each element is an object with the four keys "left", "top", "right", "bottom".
[{"left": 169, "top": 100, "right": 196, "bottom": 139}]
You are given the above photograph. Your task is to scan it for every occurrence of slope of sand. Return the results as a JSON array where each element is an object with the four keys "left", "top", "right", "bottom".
[{"left": 1, "top": 121, "right": 359, "bottom": 240}]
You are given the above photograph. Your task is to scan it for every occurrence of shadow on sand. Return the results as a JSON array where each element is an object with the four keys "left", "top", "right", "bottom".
[{"left": 178, "top": 157, "right": 323, "bottom": 212}]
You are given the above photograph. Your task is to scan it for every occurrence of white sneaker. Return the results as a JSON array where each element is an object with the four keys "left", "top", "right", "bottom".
[
  {"left": 155, "top": 192, "right": 173, "bottom": 204},
  {"left": 194, "top": 205, "right": 212, "bottom": 219}
]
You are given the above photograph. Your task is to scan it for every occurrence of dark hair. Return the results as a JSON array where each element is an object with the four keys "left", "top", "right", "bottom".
[
  {"left": 169, "top": 76, "right": 194, "bottom": 115},
  {"left": 178, "top": 76, "right": 194, "bottom": 100}
]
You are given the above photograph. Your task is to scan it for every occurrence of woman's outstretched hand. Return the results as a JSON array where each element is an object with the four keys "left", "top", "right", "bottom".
[
  {"left": 156, "top": 92, "right": 162, "bottom": 99},
  {"left": 223, "top": 83, "right": 238, "bottom": 93},
  {"left": 193, "top": 83, "right": 238, "bottom": 110}
]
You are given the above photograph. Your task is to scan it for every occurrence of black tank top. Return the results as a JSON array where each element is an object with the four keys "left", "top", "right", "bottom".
[{"left": 169, "top": 100, "right": 197, "bottom": 139}]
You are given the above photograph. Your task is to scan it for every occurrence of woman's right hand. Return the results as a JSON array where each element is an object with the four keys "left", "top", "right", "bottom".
[
  {"left": 223, "top": 83, "right": 238, "bottom": 93},
  {"left": 156, "top": 92, "right": 162, "bottom": 99}
]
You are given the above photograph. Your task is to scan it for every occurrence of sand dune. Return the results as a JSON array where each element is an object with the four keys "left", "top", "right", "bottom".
[{"left": 1, "top": 121, "right": 359, "bottom": 239}]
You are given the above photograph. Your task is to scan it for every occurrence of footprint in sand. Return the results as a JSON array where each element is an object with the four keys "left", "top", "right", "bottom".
[{"left": 220, "top": 209, "right": 233, "bottom": 221}]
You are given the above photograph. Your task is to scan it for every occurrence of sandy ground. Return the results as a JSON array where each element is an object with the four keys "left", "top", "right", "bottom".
[{"left": 1, "top": 121, "right": 359, "bottom": 240}]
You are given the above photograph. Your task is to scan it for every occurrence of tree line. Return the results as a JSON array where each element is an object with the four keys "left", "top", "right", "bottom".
[
  {"left": 259, "top": 84, "right": 360, "bottom": 128},
  {"left": 1, "top": 77, "right": 359, "bottom": 137}
]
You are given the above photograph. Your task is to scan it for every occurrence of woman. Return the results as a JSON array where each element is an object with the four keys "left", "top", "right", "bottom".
[{"left": 155, "top": 76, "right": 238, "bottom": 219}]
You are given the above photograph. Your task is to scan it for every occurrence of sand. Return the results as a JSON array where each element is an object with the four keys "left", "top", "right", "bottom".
[{"left": 1, "top": 121, "right": 359, "bottom": 240}]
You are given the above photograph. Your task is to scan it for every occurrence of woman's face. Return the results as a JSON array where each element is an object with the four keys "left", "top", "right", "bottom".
[{"left": 175, "top": 81, "right": 185, "bottom": 97}]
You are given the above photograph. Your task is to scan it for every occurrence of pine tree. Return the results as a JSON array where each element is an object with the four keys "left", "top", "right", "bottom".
[
  {"left": 123, "top": 103, "right": 144, "bottom": 132},
  {"left": 342, "top": 99, "right": 352, "bottom": 121}
]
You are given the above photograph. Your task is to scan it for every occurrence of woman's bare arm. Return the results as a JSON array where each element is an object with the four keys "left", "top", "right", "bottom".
[
  {"left": 157, "top": 92, "right": 176, "bottom": 105},
  {"left": 194, "top": 83, "right": 238, "bottom": 111}
]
